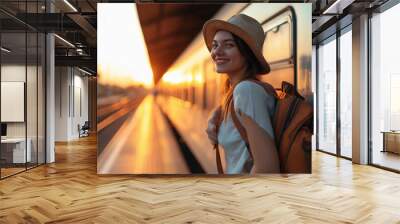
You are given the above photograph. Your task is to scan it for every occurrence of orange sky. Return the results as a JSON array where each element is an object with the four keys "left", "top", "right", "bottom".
[{"left": 97, "top": 3, "right": 154, "bottom": 88}]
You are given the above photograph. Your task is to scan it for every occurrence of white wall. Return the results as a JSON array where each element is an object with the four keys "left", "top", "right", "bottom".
[
  {"left": 55, "top": 67, "right": 89, "bottom": 141},
  {"left": 55, "top": 66, "right": 69, "bottom": 141},
  {"left": 1, "top": 65, "right": 35, "bottom": 138}
]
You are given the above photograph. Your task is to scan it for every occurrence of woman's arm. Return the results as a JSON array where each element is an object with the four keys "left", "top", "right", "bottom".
[
  {"left": 232, "top": 80, "right": 280, "bottom": 173},
  {"left": 238, "top": 110, "right": 280, "bottom": 173},
  {"left": 205, "top": 106, "right": 222, "bottom": 146}
]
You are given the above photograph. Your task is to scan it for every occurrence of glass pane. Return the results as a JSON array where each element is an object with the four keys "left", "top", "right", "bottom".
[
  {"left": 260, "top": 11, "right": 295, "bottom": 89},
  {"left": 38, "top": 33, "right": 45, "bottom": 165},
  {"left": 371, "top": 3, "right": 400, "bottom": 171},
  {"left": 27, "top": 31, "right": 38, "bottom": 169},
  {"left": 263, "top": 21, "right": 291, "bottom": 63},
  {"left": 317, "top": 36, "right": 337, "bottom": 154},
  {"left": 1, "top": 32, "right": 27, "bottom": 177},
  {"left": 339, "top": 29, "right": 352, "bottom": 158},
  {"left": 312, "top": 45, "right": 316, "bottom": 151}
]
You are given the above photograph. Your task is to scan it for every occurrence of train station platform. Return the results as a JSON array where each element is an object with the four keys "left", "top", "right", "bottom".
[
  {"left": 97, "top": 95, "right": 189, "bottom": 174},
  {"left": 98, "top": 94, "right": 224, "bottom": 174},
  {"left": 156, "top": 95, "right": 224, "bottom": 174}
]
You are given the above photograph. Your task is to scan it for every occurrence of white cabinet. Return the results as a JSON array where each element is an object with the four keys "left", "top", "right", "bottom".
[{"left": 1, "top": 138, "right": 32, "bottom": 163}]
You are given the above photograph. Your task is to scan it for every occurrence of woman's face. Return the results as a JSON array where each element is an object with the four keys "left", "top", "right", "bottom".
[{"left": 211, "top": 30, "right": 247, "bottom": 74}]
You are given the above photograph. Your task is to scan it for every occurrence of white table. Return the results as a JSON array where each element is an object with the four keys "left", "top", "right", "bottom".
[{"left": 1, "top": 138, "right": 31, "bottom": 163}]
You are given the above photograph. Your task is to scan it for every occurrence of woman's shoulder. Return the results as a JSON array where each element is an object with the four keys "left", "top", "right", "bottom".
[{"left": 233, "top": 80, "right": 269, "bottom": 98}]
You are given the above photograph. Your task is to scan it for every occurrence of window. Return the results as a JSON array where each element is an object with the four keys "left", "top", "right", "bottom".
[
  {"left": 370, "top": 2, "right": 400, "bottom": 171},
  {"left": 317, "top": 35, "right": 337, "bottom": 154},
  {"left": 339, "top": 27, "right": 352, "bottom": 158},
  {"left": 0, "top": 2, "right": 46, "bottom": 179}
]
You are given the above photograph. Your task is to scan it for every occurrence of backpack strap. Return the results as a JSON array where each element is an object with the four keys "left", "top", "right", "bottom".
[
  {"left": 214, "top": 144, "right": 224, "bottom": 174},
  {"left": 246, "top": 79, "right": 278, "bottom": 99},
  {"left": 214, "top": 107, "right": 224, "bottom": 174},
  {"left": 228, "top": 79, "right": 277, "bottom": 159},
  {"left": 214, "top": 79, "right": 278, "bottom": 173},
  {"left": 229, "top": 101, "right": 252, "bottom": 159},
  {"left": 214, "top": 101, "right": 254, "bottom": 173}
]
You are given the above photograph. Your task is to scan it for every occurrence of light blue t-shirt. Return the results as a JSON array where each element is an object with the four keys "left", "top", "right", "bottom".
[{"left": 217, "top": 80, "right": 276, "bottom": 174}]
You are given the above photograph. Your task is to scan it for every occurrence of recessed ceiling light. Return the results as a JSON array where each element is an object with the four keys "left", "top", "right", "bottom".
[
  {"left": 1, "top": 47, "right": 11, "bottom": 53},
  {"left": 54, "top": 34, "right": 75, "bottom": 48},
  {"left": 78, "top": 67, "right": 93, "bottom": 76},
  {"left": 63, "top": 0, "right": 78, "bottom": 12},
  {"left": 323, "top": 0, "right": 355, "bottom": 15}
]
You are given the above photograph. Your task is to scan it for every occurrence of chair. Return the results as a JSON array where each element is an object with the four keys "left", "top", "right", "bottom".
[{"left": 78, "top": 121, "right": 90, "bottom": 138}]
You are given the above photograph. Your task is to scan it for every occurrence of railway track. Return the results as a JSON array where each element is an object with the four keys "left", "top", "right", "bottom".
[{"left": 97, "top": 95, "right": 145, "bottom": 132}]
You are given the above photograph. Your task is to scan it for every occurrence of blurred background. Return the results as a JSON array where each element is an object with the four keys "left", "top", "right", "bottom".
[{"left": 96, "top": 3, "right": 312, "bottom": 174}]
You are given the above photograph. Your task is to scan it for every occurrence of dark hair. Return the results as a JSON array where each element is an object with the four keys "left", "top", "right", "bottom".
[
  {"left": 220, "top": 33, "right": 263, "bottom": 121},
  {"left": 232, "top": 33, "right": 263, "bottom": 76}
]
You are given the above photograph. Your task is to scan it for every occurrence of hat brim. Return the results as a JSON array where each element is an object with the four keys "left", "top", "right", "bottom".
[{"left": 202, "top": 19, "right": 270, "bottom": 75}]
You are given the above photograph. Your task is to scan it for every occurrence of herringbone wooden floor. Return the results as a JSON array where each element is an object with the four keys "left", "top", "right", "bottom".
[{"left": 1, "top": 135, "right": 399, "bottom": 223}]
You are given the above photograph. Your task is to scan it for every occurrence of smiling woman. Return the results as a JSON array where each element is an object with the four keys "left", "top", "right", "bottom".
[
  {"left": 97, "top": 3, "right": 154, "bottom": 88},
  {"left": 203, "top": 14, "right": 280, "bottom": 174}
]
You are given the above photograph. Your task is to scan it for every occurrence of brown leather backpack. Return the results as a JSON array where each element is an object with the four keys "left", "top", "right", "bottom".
[{"left": 215, "top": 79, "right": 313, "bottom": 173}]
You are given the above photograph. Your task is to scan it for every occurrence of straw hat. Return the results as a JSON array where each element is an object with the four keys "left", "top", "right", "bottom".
[{"left": 202, "top": 14, "right": 270, "bottom": 74}]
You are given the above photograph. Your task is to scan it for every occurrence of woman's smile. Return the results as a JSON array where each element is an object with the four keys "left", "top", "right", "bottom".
[
  {"left": 211, "top": 31, "right": 247, "bottom": 74},
  {"left": 215, "top": 58, "right": 230, "bottom": 65}
]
